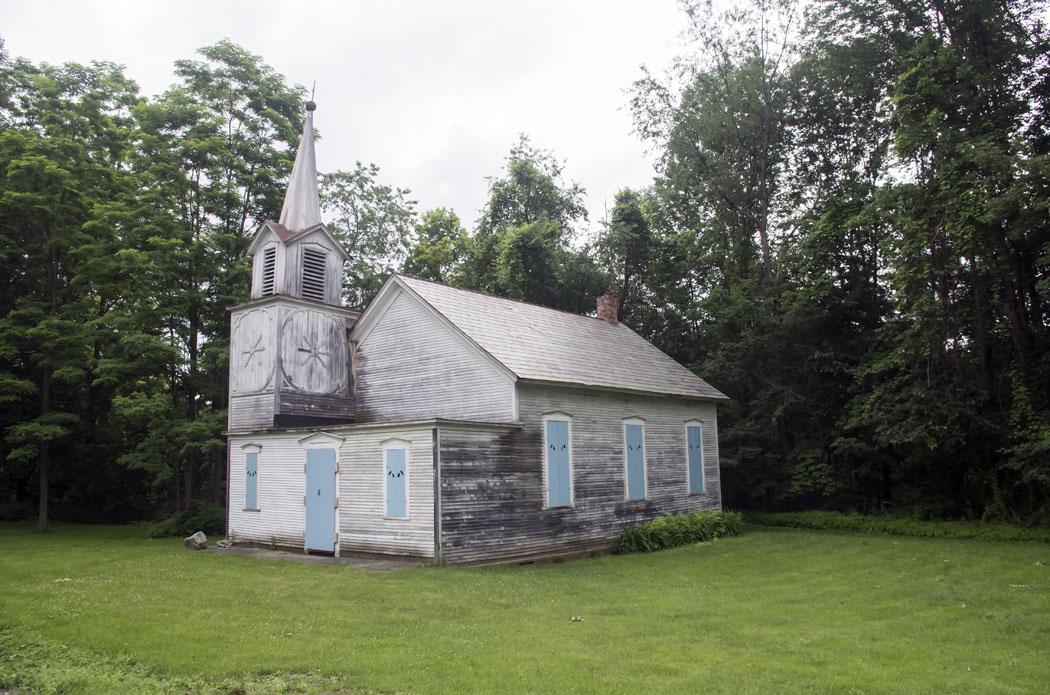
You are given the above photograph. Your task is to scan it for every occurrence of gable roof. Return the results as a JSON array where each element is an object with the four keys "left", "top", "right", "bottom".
[
  {"left": 356, "top": 273, "right": 727, "bottom": 401},
  {"left": 245, "top": 221, "right": 351, "bottom": 262}
]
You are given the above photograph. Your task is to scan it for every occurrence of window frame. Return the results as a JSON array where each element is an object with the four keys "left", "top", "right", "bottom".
[
  {"left": 622, "top": 417, "right": 648, "bottom": 501},
  {"left": 685, "top": 420, "right": 705, "bottom": 495},
  {"left": 382, "top": 439, "right": 411, "bottom": 520},
  {"left": 542, "top": 412, "right": 574, "bottom": 509}
]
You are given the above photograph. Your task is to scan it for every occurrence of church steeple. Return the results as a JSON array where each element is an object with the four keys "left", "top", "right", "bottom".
[
  {"left": 243, "top": 98, "right": 349, "bottom": 305},
  {"left": 279, "top": 100, "right": 322, "bottom": 232}
]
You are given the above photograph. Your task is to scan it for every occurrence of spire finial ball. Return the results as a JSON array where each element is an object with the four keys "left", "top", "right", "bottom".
[{"left": 305, "top": 100, "right": 317, "bottom": 112}]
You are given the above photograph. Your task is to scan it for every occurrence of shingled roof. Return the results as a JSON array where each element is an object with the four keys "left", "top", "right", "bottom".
[{"left": 391, "top": 274, "right": 727, "bottom": 401}]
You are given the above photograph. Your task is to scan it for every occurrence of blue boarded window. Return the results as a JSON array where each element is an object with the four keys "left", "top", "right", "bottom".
[
  {"left": 624, "top": 421, "right": 646, "bottom": 500},
  {"left": 385, "top": 446, "right": 408, "bottom": 518},
  {"left": 245, "top": 452, "right": 259, "bottom": 510},
  {"left": 544, "top": 416, "right": 572, "bottom": 507},
  {"left": 687, "top": 423, "right": 705, "bottom": 494}
]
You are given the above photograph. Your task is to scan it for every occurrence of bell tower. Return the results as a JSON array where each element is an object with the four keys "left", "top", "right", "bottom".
[{"left": 228, "top": 101, "right": 359, "bottom": 431}]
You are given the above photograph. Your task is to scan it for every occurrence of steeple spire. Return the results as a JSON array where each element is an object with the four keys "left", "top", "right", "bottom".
[{"left": 279, "top": 99, "right": 322, "bottom": 232}]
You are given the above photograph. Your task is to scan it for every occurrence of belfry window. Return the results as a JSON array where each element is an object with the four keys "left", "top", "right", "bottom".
[
  {"left": 261, "top": 247, "right": 276, "bottom": 296},
  {"left": 302, "top": 247, "right": 327, "bottom": 301}
]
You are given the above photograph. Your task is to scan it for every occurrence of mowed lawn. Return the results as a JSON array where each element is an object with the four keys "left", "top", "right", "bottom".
[{"left": 1, "top": 524, "right": 1048, "bottom": 694}]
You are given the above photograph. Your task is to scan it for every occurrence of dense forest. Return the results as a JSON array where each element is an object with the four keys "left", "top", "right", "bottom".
[{"left": 1, "top": 0, "right": 1048, "bottom": 531}]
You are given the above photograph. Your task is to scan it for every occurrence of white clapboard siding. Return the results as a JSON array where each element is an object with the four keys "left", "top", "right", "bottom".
[
  {"left": 229, "top": 425, "right": 436, "bottom": 557},
  {"left": 355, "top": 288, "right": 515, "bottom": 423},
  {"left": 229, "top": 394, "right": 276, "bottom": 431},
  {"left": 228, "top": 433, "right": 310, "bottom": 549},
  {"left": 438, "top": 383, "right": 722, "bottom": 564},
  {"left": 338, "top": 424, "right": 435, "bottom": 558}
]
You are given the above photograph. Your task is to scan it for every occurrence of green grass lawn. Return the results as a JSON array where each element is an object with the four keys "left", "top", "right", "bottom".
[{"left": 1, "top": 523, "right": 1048, "bottom": 694}]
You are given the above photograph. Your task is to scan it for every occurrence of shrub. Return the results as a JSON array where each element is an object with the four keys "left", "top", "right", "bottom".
[
  {"left": 744, "top": 510, "right": 1050, "bottom": 543},
  {"left": 612, "top": 510, "right": 742, "bottom": 554},
  {"left": 144, "top": 500, "right": 226, "bottom": 539}
]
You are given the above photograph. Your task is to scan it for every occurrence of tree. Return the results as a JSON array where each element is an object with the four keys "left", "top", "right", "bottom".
[
  {"left": 0, "top": 56, "right": 141, "bottom": 530},
  {"left": 632, "top": 0, "right": 808, "bottom": 508},
  {"left": 402, "top": 208, "right": 467, "bottom": 284},
  {"left": 320, "top": 163, "right": 417, "bottom": 305},
  {"left": 596, "top": 188, "right": 654, "bottom": 322},
  {"left": 127, "top": 40, "right": 304, "bottom": 511},
  {"left": 460, "top": 135, "right": 590, "bottom": 309},
  {"left": 815, "top": 0, "right": 1050, "bottom": 517}
]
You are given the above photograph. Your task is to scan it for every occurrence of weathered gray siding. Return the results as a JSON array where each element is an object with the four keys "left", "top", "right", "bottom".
[
  {"left": 438, "top": 383, "right": 721, "bottom": 564},
  {"left": 354, "top": 287, "right": 515, "bottom": 423},
  {"left": 229, "top": 394, "right": 276, "bottom": 431},
  {"left": 228, "top": 297, "right": 357, "bottom": 431},
  {"left": 338, "top": 424, "right": 435, "bottom": 558}
]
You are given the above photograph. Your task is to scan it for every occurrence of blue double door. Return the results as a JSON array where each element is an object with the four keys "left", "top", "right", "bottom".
[{"left": 305, "top": 449, "right": 336, "bottom": 553}]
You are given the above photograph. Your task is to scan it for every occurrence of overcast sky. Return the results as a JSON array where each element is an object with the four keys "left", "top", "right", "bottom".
[{"left": 2, "top": 0, "right": 689, "bottom": 235}]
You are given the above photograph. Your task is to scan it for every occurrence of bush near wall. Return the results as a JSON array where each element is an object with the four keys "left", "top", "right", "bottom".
[
  {"left": 143, "top": 501, "right": 226, "bottom": 539},
  {"left": 612, "top": 510, "right": 742, "bottom": 554},
  {"left": 744, "top": 511, "right": 1050, "bottom": 543}
]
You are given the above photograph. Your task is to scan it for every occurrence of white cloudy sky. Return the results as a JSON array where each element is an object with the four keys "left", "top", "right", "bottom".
[{"left": 2, "top": 1, "right": 689, "bottom": 234}]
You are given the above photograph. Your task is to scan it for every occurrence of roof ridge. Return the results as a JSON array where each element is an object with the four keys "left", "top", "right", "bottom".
[{"left": 392, "top": 272, "right": 615, "bottom": 326}]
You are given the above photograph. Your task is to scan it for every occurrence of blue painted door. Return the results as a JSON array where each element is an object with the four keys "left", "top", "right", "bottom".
[
  {"left": 245, "top": 453, "right": 258, "bottom": 510},
  {"left": 385, "top": 448, "right": 407, "bottom": 518},
  {"left": 546, "top": 420, "right": 571, "bottom": 507},
  {"left": 305, "top": 449, "right": 336, "bottom": 552},
  {"left": 625, "top": 424, "right": 646, "bottom": 500},
  {"left": 687, "top": 425, "right": 704, "bottom": 494}
]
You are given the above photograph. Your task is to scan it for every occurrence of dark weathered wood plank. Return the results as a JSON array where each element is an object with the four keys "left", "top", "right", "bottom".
[{"left": 438, "top": 383, "right": 722, "bottom": 565}]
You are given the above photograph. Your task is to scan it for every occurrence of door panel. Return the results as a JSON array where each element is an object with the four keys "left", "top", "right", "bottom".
[{"left": 305, "top": 448, "right": 336, "bottom": 552}]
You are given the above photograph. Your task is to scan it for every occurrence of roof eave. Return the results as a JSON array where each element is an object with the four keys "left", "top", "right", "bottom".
[{"left": 517, "top": 377, "right": 730, "bottom": 402}]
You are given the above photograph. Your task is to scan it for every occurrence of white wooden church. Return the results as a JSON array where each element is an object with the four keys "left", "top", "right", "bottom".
[{"left": 225, "top": 102, "right": 727, "bottom": 564}]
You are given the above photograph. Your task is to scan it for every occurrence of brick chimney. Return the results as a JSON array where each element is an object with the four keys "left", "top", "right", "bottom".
[{"left": 597, "top": 292, "right": 619, "bottom": 325}]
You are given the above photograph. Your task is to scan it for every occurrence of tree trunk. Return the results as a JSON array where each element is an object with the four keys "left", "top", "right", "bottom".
[
  {"left": 37, "top": 246, "right": 59, "bottom": 533},
  {"left": 36, "top": 366, "right": 51, "bottom": 533}
]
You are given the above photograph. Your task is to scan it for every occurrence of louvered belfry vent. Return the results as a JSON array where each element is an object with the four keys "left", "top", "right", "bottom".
[
  {"left": 261, "top": 247, "right": 276, "bottom": 296},
  {"left": 302, "top": 247, "right": 327, "bottom": 301}
]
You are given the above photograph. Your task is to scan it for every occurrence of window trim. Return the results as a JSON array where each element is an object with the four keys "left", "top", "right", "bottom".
[
  {"left": 685, "top": 420, "right": 706, "bottom": 495},
  {"left": 382, "top": 438, "right": 411, "bottom": 520},
  {"left": 241, "top": 443, "right": 262, "bottom": 511},
  {"left": 542, "top": 412, "right": 574, "bottom": 508},
  {"left": 622, "top": 417, "right": 648, "bottom": 501}
]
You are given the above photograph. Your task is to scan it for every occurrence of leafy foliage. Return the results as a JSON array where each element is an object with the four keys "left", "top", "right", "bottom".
[
  {"left": 455, "top": 134, "right": 607, "bottom": 311},
  {"left": 321, "top": 163, "right": 417, "bottom": 305},
  {"left": 142, "top": 499, "right": 226, "bottom": 538},
  {"left": 622, "top": 0, "right": 1050, "bottom": 522},
  {"left": 403, "top": 207, "right": 468, "bottom": 284},
  {"left": 745, "top": 511, "right": 1050, "bottom": 543},
  {"left": 3, "top": 0, "right": 1050, "bottom": 529},
  {"left": 612, "top": 510, "right": 743, "bottom": 554}
]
